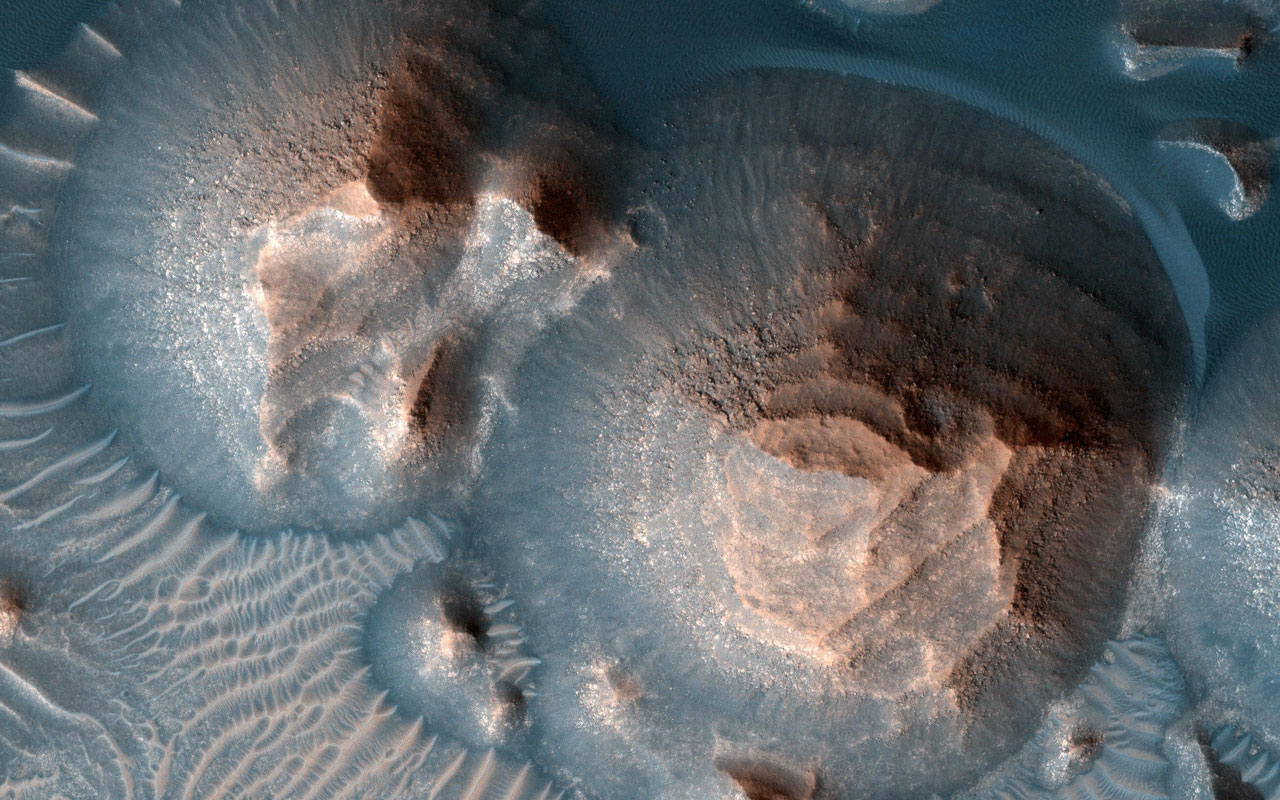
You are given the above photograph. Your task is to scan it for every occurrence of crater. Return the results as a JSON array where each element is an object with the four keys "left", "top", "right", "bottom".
[
  {"left": 58, "top": 0, "right": 626, "bottom": 535},
  {"left": 438, "top": 577, "right": 492, "bottom": 647},
  {"left": 362, "top": 556, "right": 542, "bottom": 750},
  {"left": 473, "top": 69, "right": 1191, "bottom": 798},
  {"left": 674, "top": 104, "right": 1189, "bottom": 709},
  {"left": 1063, "top": 727, "right": 1104, "bottom": 778}
]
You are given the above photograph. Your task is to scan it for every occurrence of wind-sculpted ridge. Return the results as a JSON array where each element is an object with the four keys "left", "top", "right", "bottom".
[
  {"left": 1, "top": 462, "right": 563, "bottom": 799},
  {"left": 58, "top": 512, "right": 443, "bottom": 799}
]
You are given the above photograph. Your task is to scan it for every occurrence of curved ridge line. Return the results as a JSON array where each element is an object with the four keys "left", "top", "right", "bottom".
[
  {"left": 0, "top": 429, "right": 116, "bottom": 502},
  {"left": 428, "top": 750, "right": 468, "bottom": 800},
  {"left": 109, "top": 510, "right": 206, "bottom": 594},
  {"left": 0, "top": 322, "right": 65, "bottom": 348},
  {"left": 85, "top": 471, "right": 159, "bottom": 520},
  {"left": 14, "top": 493, "right": 84, "bottom": 530},
  {"left": 459, "top": 749, "right": 497, "bottom": 800},
  {"left": 0, "top": 384, "right": 90, "bottom": 418},
  {"left": 498, "top": 764, "right": 532, "bottom": 800},
  {"left": 14, "top": 73, "right": 98, "bottom": 122},
  {"left": 1211, "top": 726, "right": 1280, "bottom": 798},
  {"left": 79, "top": 24, "right": 123, "bottom": 59},
  {"left": 0, "top": 142, "right": 73, "bottom": 170},
  {"left": 95, "top": 493, "right": 182, "bottom": 564},
  {"left": 75, "top": 455, "right": 129, "bottom": 485},
  {"left": 0, "top": 425, "right": 53, "bottom": 451}
]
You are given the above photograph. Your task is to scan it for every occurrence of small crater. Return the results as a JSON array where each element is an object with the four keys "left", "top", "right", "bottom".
[
  {"left": 605, "top": 666, "right": 643, "bottom": 704},
  {"left": 1070, "top": 728, "right": 1104, "bottom": 759},
  {"left": 627, "top": 206, "right": 667, "bottom": 247},
  {"left": 1241, "top": 30, "right": 1258, "bottom": 56},
  {"left": 495, "top": 679, "right": 529, "bottom": 725}
]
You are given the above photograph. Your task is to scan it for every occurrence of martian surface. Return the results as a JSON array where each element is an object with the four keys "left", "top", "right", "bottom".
[{"left": 0, "top": 0, "right": 1277, "bottom": 799}]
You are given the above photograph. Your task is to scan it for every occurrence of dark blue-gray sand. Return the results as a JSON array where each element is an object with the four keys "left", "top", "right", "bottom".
[{"left": 0, "top": 0, "right": 1278, "bottom": 798}]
